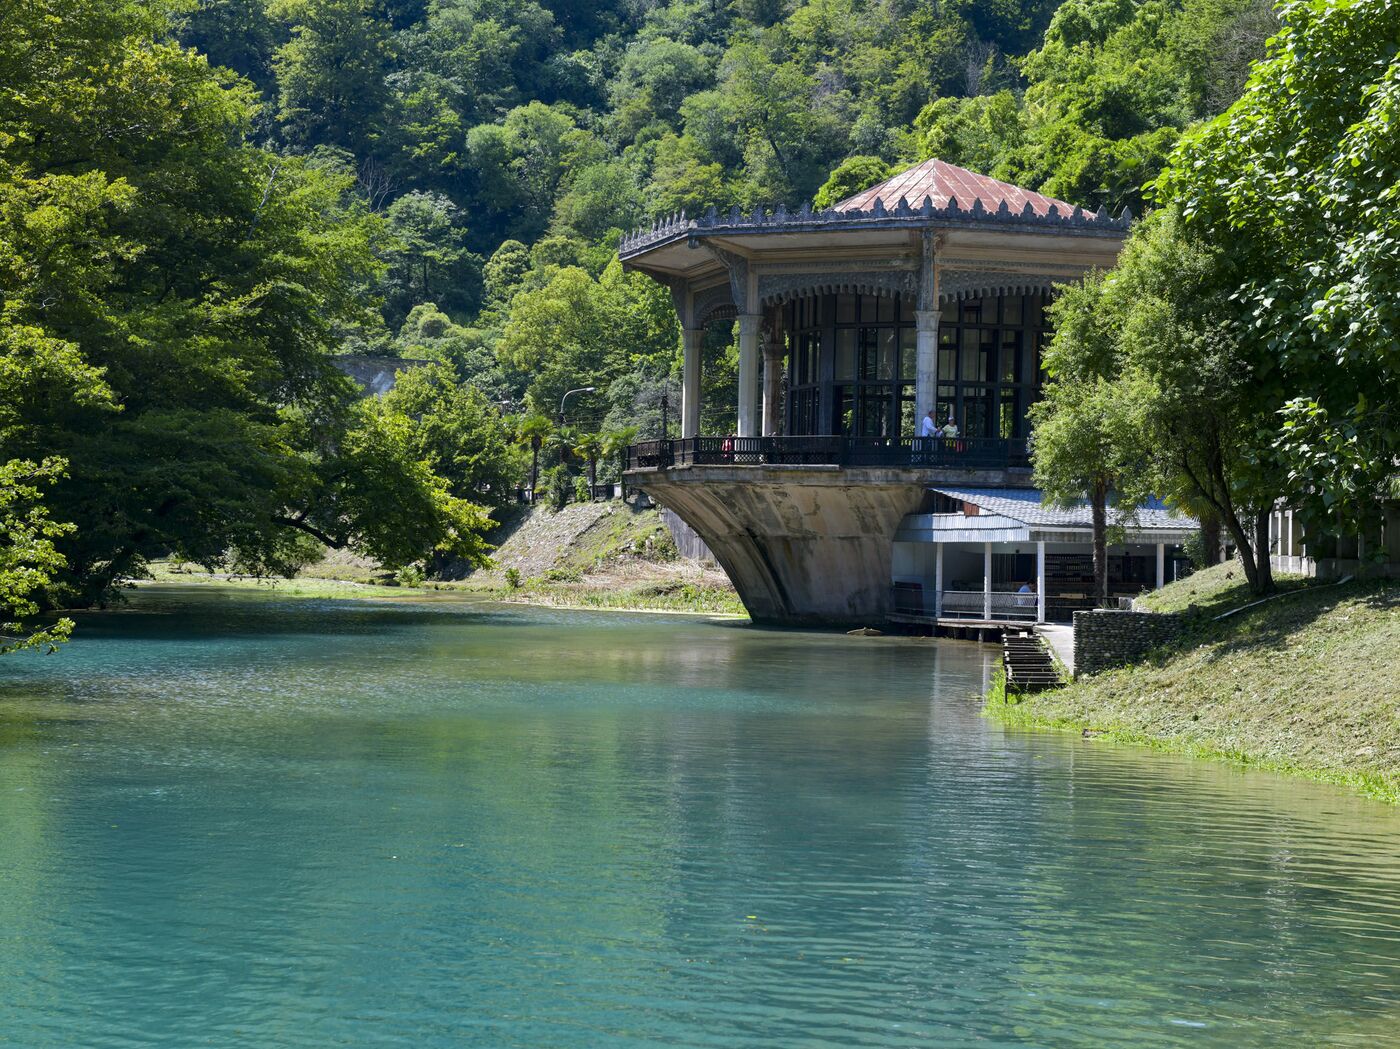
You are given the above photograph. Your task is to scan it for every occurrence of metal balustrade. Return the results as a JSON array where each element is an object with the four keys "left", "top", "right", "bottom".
[
  {"left": 937, "top": 590, "right": 1040, "bottom": 621},
  {"left": 624, "top": 435, "right": 1028, "bottom": 471}
]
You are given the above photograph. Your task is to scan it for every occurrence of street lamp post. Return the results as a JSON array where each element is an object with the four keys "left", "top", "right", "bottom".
[
  {"left": 660, "top": 388, "right": 669, "bottom": 440},
  {"left": 558, "top": 386, "right": 595, "bottom": 425}
]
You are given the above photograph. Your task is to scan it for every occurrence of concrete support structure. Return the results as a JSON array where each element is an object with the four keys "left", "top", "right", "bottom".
[
  {"left": 914, "top": 230, "right": 940, "bottom": 419},
  {"left": 737, "top": 314, "right": 762, "bottom": 438},
  {"left": 983, "top": 542, "right": 992, "bottom": 620},
  {"left": 681, "top": 327, "right": 704, "bottom": 438},
  {"left": 914, "top": 310, "right": 939, "bottom": 422},
  {"left": 761, "top": 332, "right": 784, "bottom": 437},
  {"left": 1156, "top": 543, "right": 1166, "bottom": 589},
  {"left": 935, "top": 543, "right": 944, "bottom": 618},
  {"left": 1036, "top": 540, "right": 1046, "bottom": 623}
]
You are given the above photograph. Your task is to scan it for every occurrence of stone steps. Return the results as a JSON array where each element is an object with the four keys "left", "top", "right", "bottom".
[{"left": 1002, "top": 629, "right": 1065, "bottom": 694}]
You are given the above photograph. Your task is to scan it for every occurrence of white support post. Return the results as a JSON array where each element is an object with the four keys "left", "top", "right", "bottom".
[
  {"left": 737, "top": 314, "right": 762, "bottom": 438},
  {"left": 761, "top": 335, "right": 784, "bottom": 437},
  {"left": 914, "top": 310, "right": 939, "bottom": 425},
  {"left": 1036, "top": 541, "right": 1046, "bottom": 624},
  {"left": 1156, "top": 543, "right": 1166, "bottom": 589},
  {"left": 983, "top": 542, "right": 992, "bottom": 621},
  {"left": 681, "top": 327, "right": 703, "bottom": 438},
  {"left": 934, "top": 543, "right": 944, "bottom": 618}
]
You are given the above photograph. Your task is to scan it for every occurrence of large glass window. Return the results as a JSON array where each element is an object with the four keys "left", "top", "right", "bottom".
[
  {"left": 782, "top": 289, "right": 1049, "bottom": 438},
  {"left": 932, "top": 292, "right": 1050, "bottom": 439}
]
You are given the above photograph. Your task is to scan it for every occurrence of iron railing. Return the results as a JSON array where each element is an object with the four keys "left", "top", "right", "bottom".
[{"left": 625, "top": 435, "right": 1029, "bottom": 471}]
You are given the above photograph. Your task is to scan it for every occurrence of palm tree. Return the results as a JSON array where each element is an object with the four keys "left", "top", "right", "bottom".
[
  {"left": 573, "top": 432, "right": 603, "bottom": 496},
  {"left": 602, "top": 426, "right": 638, "bottom": 501},
  {"left": 517, "top": 414, "right": 554, "bottom": 505}
]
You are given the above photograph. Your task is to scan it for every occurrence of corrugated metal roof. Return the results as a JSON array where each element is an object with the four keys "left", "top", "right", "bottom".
[
  {"left": 836, "top": 158, "right": 1078, "bottom": 217},
  {"left": 929, "top": 487, "right": 1194, "bottom": 532}
]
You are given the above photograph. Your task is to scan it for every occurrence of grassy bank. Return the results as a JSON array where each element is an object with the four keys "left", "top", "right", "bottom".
[
  {"left": 987, "top": 564, "right": 1400, "bottom": 803},
  {"left": 151, "top": 500, "right": 746, "bottom": 617}
]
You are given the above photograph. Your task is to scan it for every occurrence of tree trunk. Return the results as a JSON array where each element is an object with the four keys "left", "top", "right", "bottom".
[
  {"left": 588, "top": 456, "right": 597, "bottom": 494},
  {"left": 1200, "top": 511, "right": 1222, "bottom": 566},
  {"left": 1091, "top": 480, "right": 1109, "bottom": 607},
  {"left": 530, "top": 442, "right": 540, "bottom": 505}
]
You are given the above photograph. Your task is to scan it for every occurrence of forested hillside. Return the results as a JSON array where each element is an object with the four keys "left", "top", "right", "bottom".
[
  {"left": 0, "top": 0, "right": 1326, "bottom": 645},
  {"left": 181, "top": 0, "right": 1276, "bottom": 431}
]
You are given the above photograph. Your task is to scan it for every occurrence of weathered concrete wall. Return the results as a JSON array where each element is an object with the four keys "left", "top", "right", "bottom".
[
  {"left": 659, "top": 507, "right": 715, "bottom": 562},
  {"left": 1072, "top": 609, "right": 1185, "bottom": 678},
  {"left": 634, "top": 463, "right": 1028, "bottom": 624}
]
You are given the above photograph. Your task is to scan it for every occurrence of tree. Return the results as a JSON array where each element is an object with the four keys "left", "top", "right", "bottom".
[
  {"left": 0, "top": 459, "right": 75, "bottom": 654},
  {"left": 1158, "top": 0, "right": 1400, "bottom": 543},
  {"left": 271, "top": 0, "right": 397, "bottom": 159},
  {"left": 1030, "top": 272, "right": 1143, "bottom": 606},
  {"left": 573, "top": 431, "right": 602, "bottom": 491},
  {"left": 0, "top": 0, "right": 494, "bottom": 603},
  {"left": 516, "top": 414, "right": 554, "bottom": 502},
  {"left": 381, "top": 363, "right": 520, "bottom": 507},
  {"left": 812, "top": 156, "right": 891, "bottom": 210},
  {"left": 1106, "top": 210, "right": 1278, "bottom": 594},
  {"left": 1038, "top": 210, "right": 1281, "bottom": 597},
  {"left": 382, "top": 191, "right": 479, "bottom": 324}
]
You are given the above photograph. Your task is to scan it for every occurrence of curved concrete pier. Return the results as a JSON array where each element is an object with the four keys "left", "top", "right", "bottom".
[{"left": 635, "top": 463, "right": 1027, "bottom": 625}]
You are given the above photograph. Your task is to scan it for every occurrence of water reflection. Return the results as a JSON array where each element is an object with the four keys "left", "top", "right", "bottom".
[{"left": 0, "top": 585, "right": 1397, "bottom": 1047}]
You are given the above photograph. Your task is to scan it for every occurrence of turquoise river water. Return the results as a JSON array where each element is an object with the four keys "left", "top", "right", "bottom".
[{"left": 1, "top": 585, "right": 1399, "bottom": 1047}]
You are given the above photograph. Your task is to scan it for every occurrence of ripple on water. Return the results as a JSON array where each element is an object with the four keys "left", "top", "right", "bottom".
[{"left": 1, "top": 586, "right": 1399, "bottom": 1048}]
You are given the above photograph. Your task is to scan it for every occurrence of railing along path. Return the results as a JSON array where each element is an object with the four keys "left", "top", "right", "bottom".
[{"left": 625, "top": 436, "right": 1029, "bottom": 472}]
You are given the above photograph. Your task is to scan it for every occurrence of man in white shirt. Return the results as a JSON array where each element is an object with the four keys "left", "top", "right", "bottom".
[{"left": 919, "top": 409, "right": 939, "bottom": 438}]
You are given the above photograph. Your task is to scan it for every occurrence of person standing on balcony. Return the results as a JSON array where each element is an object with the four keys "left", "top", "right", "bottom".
[{"left": 920, "top": 409, "right": 939, "bottom": 438}]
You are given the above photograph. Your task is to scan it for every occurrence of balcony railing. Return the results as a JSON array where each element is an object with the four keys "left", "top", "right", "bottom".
[{"left": 625, "top": 435, "right": 1029, "bottom": 472}]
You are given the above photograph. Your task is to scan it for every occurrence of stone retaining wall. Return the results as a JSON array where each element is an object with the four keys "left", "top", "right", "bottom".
[{"left": 1073, "top": 609, "right": 1185, "bottom": 678}]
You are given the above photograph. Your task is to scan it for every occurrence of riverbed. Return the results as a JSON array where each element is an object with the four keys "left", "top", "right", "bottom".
[{"left": 2, "top": 585, "right": 1398, "bottom": 1047}]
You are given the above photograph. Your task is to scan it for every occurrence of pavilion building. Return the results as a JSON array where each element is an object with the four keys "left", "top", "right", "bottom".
[{"left": 618, "top": 158, "right": 1195, "bottom": 625}]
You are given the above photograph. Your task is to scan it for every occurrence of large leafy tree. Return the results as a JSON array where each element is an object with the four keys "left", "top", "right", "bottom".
[
  {"left": 271, "top": 0, "right": 397, "bottom": 159},
  {"left": 0, "top": 0, "right": 490, "bottom": 604},
  {"left": 1030, "top": 272, "right": 1145, "bottom": 605},
  {"left": 381, "top": 363, "right": 521, "bottom": 508},
  {"left": 1158, "top": 0, "right": 1400, "bottom": 540}
]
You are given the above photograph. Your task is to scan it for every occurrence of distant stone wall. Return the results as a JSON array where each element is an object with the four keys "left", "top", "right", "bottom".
[{"left": 1073, "top": 610, "right": 1185, "bottom": 678}]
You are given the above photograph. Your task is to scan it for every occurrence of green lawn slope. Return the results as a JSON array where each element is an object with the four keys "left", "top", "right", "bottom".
[{"left": 989, "top": 564, "right": 1400, "bottom": 802}]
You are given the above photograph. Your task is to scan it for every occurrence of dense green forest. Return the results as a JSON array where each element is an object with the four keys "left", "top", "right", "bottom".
[
  {"left": 174, "top": 0, "right": 1277, "bottom": 429},
  {"left": 3, "top": 0, "right": 1396, "bottom": 645}
]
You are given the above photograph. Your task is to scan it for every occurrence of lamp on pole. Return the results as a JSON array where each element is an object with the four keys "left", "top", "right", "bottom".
[
  {"left": 558, "top": 386, "right": 595, "bottom": 425},
  {"left": 660, "top": 386, "right": 669, "bottom": 439}
]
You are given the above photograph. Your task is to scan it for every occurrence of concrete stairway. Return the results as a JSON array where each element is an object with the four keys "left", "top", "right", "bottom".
[{"left": 1002, "top": 628, "right": 1066, "bottom": 694}]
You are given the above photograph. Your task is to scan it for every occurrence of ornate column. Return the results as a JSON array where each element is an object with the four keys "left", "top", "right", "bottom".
[
  {"left": 915, "top": 230, "right": 940, "bottom": 422},
  {"left": 737, "top": 313, "right": 762, "bottom": 437},
  {"left": 681, "top": 327, "right": 704, "bottom": 438},
  {"left": 761, "top": 323, "right": 784, "bottom": 436}
]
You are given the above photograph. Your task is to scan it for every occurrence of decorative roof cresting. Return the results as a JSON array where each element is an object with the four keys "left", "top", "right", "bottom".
[{"left": 619, "top": 158, "right": 1132, "bottom": 258}]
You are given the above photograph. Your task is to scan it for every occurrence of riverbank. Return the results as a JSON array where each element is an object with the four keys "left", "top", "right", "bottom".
[
  {"left": 986, "top": 564, "right": 1400, "bottom": 803},
  {"left": 151, "top": 501, "right": 745, "bottom": 617}
]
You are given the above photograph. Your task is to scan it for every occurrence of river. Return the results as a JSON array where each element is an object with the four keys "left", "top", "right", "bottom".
[{"left": 1, "top": 585, "right": 1398, "bottom": 1047}]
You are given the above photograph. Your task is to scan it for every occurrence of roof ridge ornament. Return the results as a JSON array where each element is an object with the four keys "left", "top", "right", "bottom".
[{"left": 921, "top": 195, "right": 934, "bottom": 217}]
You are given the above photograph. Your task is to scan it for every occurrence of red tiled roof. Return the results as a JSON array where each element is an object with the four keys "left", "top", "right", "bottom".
[{"left": 836, "top": 158, "right": 1077, "bottom": 217}]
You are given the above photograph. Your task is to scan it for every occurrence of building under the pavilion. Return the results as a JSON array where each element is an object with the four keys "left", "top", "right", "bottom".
[{"left": 618, "top": 158, "right": 1196, "bottom": 626}]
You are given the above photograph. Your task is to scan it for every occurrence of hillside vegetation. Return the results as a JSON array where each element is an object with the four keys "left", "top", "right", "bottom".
[{"left": 990, "top": 565, "right": 1400, "bottom": 802}]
